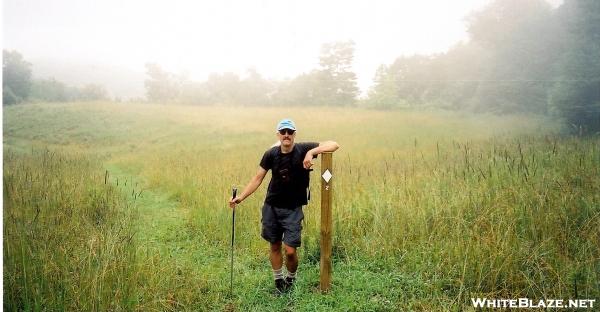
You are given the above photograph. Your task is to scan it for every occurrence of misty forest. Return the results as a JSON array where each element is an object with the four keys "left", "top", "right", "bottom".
[
  {"left": 4, "top": 0, "right": 600, "bottom": 132},
  {"left": 3, "top": 0, "right": 599, "bottom": 311}
]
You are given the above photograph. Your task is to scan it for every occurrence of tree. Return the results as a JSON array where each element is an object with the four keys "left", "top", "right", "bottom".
[
  {"left": 144, "top": 63, "right": 179, "bottom": 103},
  {"left": 30, "top": 78, "right": 68, "bottom": 102},
  {"left": 550, "top": 0, "right": 600, "bottom": 133},
  {"left": 368, "top": 55, "right": 439, "bottom": 108},
  {"left": 318, "top": 41, "right": 359, "bottom": 106},
  {"left": 3, "top": 50, "right": 32, "bottom": 105},
  {"left": 466, "top": 0, "right": 555, "bottom": 113},
  {"left": 79, "top": 84, "right": 108, "bottom": 101},
  {"left": 366, "top": 65, "right": 404, "bottom": 109},
  {"left": 239, "top": 68, "right": 273, "bottom": 106},
  {"left": 3, "top": 87, "right": 19, "bottom": 106},
  {"left": 205, "top": 72, "right": 243, "bottom": 105},
  {"left": 272, "top": 71, "right": 324, "bottom": 106}
]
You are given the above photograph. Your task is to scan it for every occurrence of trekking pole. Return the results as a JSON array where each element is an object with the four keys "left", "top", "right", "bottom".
[{"left": 230, "top": 187, "right": 237, "bottom": 298}]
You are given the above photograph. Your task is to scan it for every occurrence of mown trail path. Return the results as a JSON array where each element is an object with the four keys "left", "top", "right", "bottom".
[
  {"left": 103, "top": 163, "right": 236, "bottom": 309},
  {"left": 105, "top": 164, "right": 186, "bottom": 254},
  {"left": 103, "top": 163, "right": 295, "bottom": 309}
]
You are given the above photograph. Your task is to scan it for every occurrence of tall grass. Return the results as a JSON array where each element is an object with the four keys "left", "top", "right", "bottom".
[
  {"left": 332, "top": 136, "right": 600, "bottom": 301},
  {"left": 3, "top": 102, "right": 599, "bottom": 310},
  {"left": 3, "top": 149, "right": 137, "bottom": 310}
]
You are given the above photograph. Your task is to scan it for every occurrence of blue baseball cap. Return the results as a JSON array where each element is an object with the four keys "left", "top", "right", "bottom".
[{"left": 276, "top": 118, "right": 296, "bottom": 131}]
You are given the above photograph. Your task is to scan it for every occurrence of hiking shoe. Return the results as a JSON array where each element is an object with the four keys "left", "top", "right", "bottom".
[
  {"left": 284, "top": 277, "right": 295, "bottom": 290},
  {"left": 275, "top": 278, "right": 286, "bottom": 294}
]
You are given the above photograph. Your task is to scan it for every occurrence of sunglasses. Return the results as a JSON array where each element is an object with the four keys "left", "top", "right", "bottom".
[{"left": 278, "top": 129, "right": 296, "bottom": 135}]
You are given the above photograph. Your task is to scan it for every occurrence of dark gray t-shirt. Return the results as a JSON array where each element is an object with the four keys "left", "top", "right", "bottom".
[{"left": 260, "top": 142, "right": 319, "bottom": 208}]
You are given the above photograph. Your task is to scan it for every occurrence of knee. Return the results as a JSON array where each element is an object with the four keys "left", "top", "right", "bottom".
[
  {"left": 270, "top": 242, "right": 282, "bottom": 253},
  {"left": 284, "top": 245, "right": 297, "bottom": 258}
]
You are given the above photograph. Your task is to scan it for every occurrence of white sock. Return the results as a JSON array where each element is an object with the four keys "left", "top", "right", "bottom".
[
  {"left": 287, "top": 271, "right": 296, "bottom": 279},
  {"left": 273, "top": 268, "right": 284, "bottom": 280}
]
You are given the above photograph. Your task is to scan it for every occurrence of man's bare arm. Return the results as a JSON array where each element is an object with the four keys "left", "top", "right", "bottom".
[
  {"left": 229, "top": 167, "right": 268, "bottom": 208},
  {"left": 303, "top": 141, "right": 340, "bottom": 169}
]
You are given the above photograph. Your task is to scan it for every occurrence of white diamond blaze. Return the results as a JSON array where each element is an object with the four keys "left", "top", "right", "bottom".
[{"left": 322, "top": 169, "right": 332, "bottom": 183}]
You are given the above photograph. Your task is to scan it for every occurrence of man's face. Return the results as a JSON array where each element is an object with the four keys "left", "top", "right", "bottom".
[{"left": 277, "top": 128, "right": 296, "bottom": 147}]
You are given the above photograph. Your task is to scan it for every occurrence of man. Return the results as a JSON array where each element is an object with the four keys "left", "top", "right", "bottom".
[{"left": 228, "top": 118, "right": 339, "bottom": 293}]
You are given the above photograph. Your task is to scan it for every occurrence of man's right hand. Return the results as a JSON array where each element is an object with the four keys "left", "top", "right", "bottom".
[{"left": 229, "top": 197, "right": 241, "bottom": 209}]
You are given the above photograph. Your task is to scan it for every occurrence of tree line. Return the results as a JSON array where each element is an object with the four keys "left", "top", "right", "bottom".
[
  {"left": 2, "top": 51, "right": 108, "bottom": 105},
  {"left": 142, "top": 0, "right": 599, "bottom": 133},
  {"left": 143, "top": 40, "right": 358, "bottom": 107},
  {"left": 367, "top": 0, "right": 599, "bottom": 132},
  {"left": 3, "top": 0, "right": 598, "bottom": 133}
]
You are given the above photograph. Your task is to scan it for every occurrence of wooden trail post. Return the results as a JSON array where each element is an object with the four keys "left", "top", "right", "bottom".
[{"left": 320, "top": 152, "right": 333, "bottom": 293}]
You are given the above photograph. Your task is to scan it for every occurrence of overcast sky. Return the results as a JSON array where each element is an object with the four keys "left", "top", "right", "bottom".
[{"left": 3, "top": 0, "right": 562, "bottom": 94}]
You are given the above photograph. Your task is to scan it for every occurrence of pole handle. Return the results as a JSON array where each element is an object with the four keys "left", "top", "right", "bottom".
[{"left": 232, "top": 188, "right": 237, "bottom": 199}]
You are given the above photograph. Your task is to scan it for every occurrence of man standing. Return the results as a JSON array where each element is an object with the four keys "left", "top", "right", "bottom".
[{"left": 228, "top": 118, "right": 339, "bottom": 293}]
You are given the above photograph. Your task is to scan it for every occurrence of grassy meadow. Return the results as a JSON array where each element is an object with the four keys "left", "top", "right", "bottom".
[{"left": 3, "top": 102, "right": 600, "bottom": 311}]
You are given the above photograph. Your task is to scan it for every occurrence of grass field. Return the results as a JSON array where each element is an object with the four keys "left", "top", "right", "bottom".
[{"left": 3, "top": 102, "right": 599, "bottom": 311}]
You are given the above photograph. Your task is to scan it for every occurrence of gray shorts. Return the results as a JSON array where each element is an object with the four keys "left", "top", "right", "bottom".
[{"left": 261, "top": 203, "right": 304, "bottom": 248}]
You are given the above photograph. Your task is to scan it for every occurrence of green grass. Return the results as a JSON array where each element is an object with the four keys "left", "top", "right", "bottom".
[{"left": 4, "top": 102, "right": 599, "bottom": 310}]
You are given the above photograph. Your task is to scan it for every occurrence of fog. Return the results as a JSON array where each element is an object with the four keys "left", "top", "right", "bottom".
[
  {"left": 8, "top": 0, "right": 594, "bottom": 136},
  {"left": 3, "top": 0, "right": 504, "bottom": 97}
]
